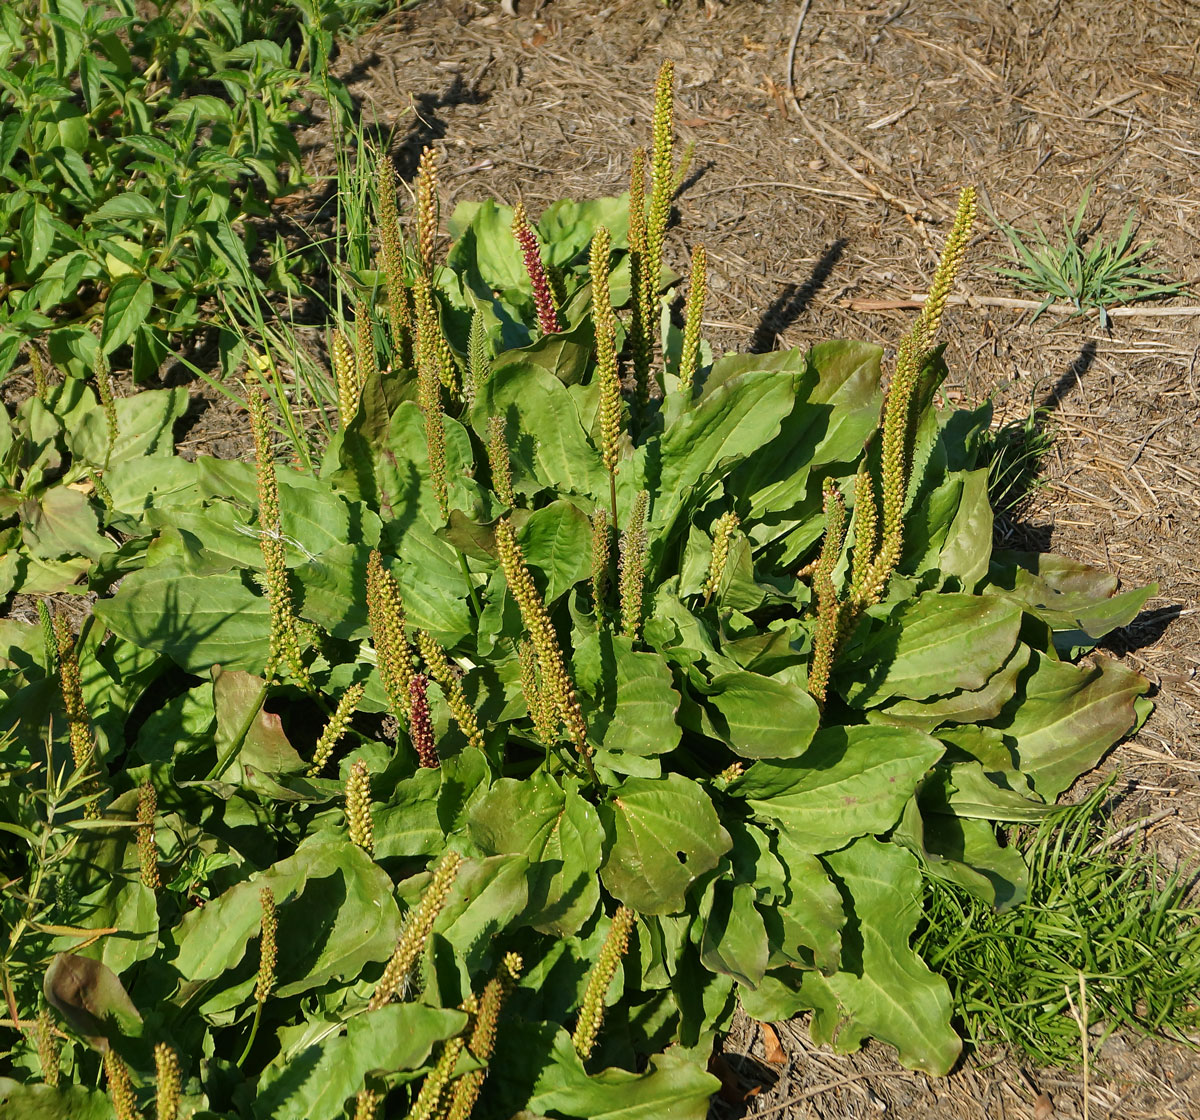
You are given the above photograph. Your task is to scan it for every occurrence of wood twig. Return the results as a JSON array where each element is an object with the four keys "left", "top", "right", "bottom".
[{"left": 841, "top": 292, "right": 1200, "bottom": 318}]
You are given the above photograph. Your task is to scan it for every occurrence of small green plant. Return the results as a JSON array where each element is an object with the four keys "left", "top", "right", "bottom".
[
  {"left": 918, "top": 777, "right": 1200, "bottom": 1065},
  {"left": 994, "top": 186, "right": 1186, "bottom": 326},
  {"left": 979, "top": 400, "right": 1054, "bottom": 513}
]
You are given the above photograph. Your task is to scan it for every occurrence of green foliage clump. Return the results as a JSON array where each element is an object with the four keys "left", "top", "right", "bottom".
[
  {"left": 0, "top": 64, "right": 1180, "bottom": 1120},
  {"left": 0, "top": 0, "right": 372, "bottom": 381}
]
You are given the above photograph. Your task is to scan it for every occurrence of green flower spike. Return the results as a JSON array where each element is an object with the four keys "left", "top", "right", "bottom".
[
  {"left": 346, "top": 759, "right": 374, "bottom": 856},
  {"left": 369, "top": 852, "right": 464, "bottom": 1010},
  {"left": 619, "top": 490, "right": 649, "bottom": 642},
  {"left": 573, "top": 907, "right": 635, "bottom": 1059}
]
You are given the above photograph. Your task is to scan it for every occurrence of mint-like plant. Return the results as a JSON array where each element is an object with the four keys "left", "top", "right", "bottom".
[{"left": 0, "top": 65, "right": 1163, "bottom": 1120}]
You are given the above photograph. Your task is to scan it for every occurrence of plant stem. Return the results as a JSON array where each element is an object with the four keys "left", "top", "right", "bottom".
[
  {"left": 236, "top": 1001, "right": 263, "bottom": 1068},
  {"left": 609, "top": 472, "right": 619, "bottom": 538},
  {"left": 206, "top": 681, "right": 269, "bottom": 781},
  {"left": 458, "top": 552, "right": 482, "bottom": 620}
]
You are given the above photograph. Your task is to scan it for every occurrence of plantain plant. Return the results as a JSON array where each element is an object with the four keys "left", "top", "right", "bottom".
[{"left": 0, "top": 65, "right": 1163, "bottom": 1120}]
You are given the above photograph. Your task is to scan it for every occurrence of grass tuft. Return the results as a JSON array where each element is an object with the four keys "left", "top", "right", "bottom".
[
  {"left": 917, "top": 777, "right": 1200, "bottom": 1067},
  {"left": 993, "top": 186, "right": 1186, "bottom": 327}
]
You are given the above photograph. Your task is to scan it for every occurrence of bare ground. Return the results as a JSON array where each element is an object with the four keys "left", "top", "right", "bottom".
[{"left": 226, "top": 0, "right": 1200, "bottom": 1114}]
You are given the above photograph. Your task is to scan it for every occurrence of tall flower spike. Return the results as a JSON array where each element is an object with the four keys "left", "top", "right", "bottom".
[
  {"left": 627, "top": 146, "right": 650, "bottom": 405},
  {"left": 590, "top": 508, "right": 612, "bottom": 615},
  {"left": 495, "top": 519, "right": 592, "bottom": 767},
  {"left": 518, "top": 639, "right": 560, "bottom": 745},
  {"left": 573, "top": 907, "right": 635, "bottom": 1060},
  {"left": 512, "top": 201, "right": 561, "bottom": 335},
  {"left": 444, "top": 952, "right": 524, "bottom": 1120},
  {"left": 366, "top": 550, "right": 416, "bottom": 720},
  {"left": 702, "top": 510, "right": 738, "bottom": 605},
  {"left": 346, "top": 759, "right": 374, "bottom": 855},
  {"left": 29, "top": 344, "right": 49, "bottom": 401},
  {"left": 95, "top": 352, "right": 119, "bottom": 466},
  {"left": 866, "top": 186, "right": 977, "bottom": 604},
  {"left": 377, "top": 156, "right": 413, "bottom": 367},
  {"left": 637, "top": 60, "right": 676, "bottom": 402},
  {"left": 104, "top": 1051, "right": 140, "bottom": 1120},
  {"left": 36, "top": 1008, "right": 59, "bottom": 1087},
  {"left": 807, "top": 480, "right": 848, "bottom": 705},
  {"left": 413, "top": 276, "right": 450, "bottom": 519},
  {"left": 590, "top": 226, "right": 622, "bottom": 524},
  {"left": 677, "top": 244, "right": 707, "bottom": 394},
  {"left": 37, "top": 600, "right": 56, "bottom": 672},
  {"left": 331, "top": 329, "right": 357, "bottom": 429},
  {"left": 54, "top": 614, "right": 99, "bottom": 818},
  {"left": 486, "top": 415, "right": 516, "bottom": 508},
  {"left": 415, "top": 145, "right": 439, "bottom": 278},
  {"left": 619, "top": 491, "right": 649, "bottom": 642},
  {"left": 848, "top": 464, "right": 879, "bottom": 605},
  {"left": 369, "top": 852, "right": 464, "bottom": 1010},
  {"left": 308, "top": 682, "right": 364, "bottom": 776},
  {"left": 407, "top": 1034, "right": 465, "bottom": 1120},
  {"left": 408, "top": 673, "right": 440, "bottom": 769},
  {"left": 256, "top": 886, "right": 278, "bottom": 1004},
  {"left": 416, "top": 631, "right": 484, "bottom": 752},
  {"left": 249, "top": 388, "right": 311, "bottom": 688},
  {"left": 354, "top": 300, "right": 375, "bottom": 402},
  {"left": 137, "top": 783, "right": 159, "bottom": 890},
  {"left": 154, "top": 1043, "right": 181, "bottom": 1120},
  {"left": 53, "top": 615, "right": 94, "bottom": 774},
  {"left": 468, "top": 307, "right": 491, "bottom": 399}
]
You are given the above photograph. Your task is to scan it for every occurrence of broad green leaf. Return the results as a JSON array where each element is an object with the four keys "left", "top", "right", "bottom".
[
  {"left": 770, "top": 834, "right": 846, "bottom": 974},
  {"left": 648, "top": 371, "right": 797, "bottom": 564},
  {"left": 699, "top": 881, "right": 769, "bottom": 988},
  {"left": 734, "top": 340, "right": 883, "bottom": 519},
  {"left": 893, "top": 795, "right": 1029, "bottom": 909},
  {"left": 536, "top": 195, "right": 630, "bottom": 266},
  {"left": 21, "top": 487, "right": 111, "bottom": 562},
  {"left": 799, "top": 838, "right": 961, "bottom": 1075},
  {"left": 86, "top": 192, "right": 158, "bottom": 223},
  {"left": 372, "top": 767, "right": 444, "bottom": 859},
  {"left": 95, "top": 566, "right": 270, "bottom": 674},
  {"left": 987, "top": 550, "right": 1156, "bottom": 656},
  {"left": 528, "top": 1030, "right": 718, "bottom": 1120},
  {"left": 936, "top": 468, "right": 992, "bottom": 589},
  {"left": 0, "top": 1080, "right": 112, "bottom": 1119},
  {"left": 67, "top": 387, "right": 187, "bottom": 468},
  {"left": 254, "top": 1004, "right": 466, "bottom": 1120},
  {"left": 599, "top": 775, "right": 731, "bottom": 914},
  {"left": 43, "top": 954, "right": 142, "bottom": 1050},
  {"left": 102, "top": 456, "right": 201, "bottom": 515},
  {"left": 922, "top": 759, "right": 1049, "bottom": 823},
  {"left": 429, "top": 854, "right": 531, "bottom": 971},
  {"left": 56, "top": 809, "right": 157, "bottom": 975},
  {"left": 702, "top": 671, "right": 819, "bottom": 759},
  {"left": 989, "top": 651, "right": 1150, "bottom": 798},
  {"left": 838, "top": 592, "right": 1023, "bottom": 707},
  {"left": 100, "top": 275, "right": 152, "bottom": 354},
  {"left": 213, "top": 668, "right": 305, "bottom": 778},
  {"left": 173, "top": 835, "right": 400, "bottom": 994},
  {"left": 735, "top": 724, "right": 944, "bottom": 852},
  {"left": 520, "top": 499, "right": 593, "bottom": 602},
  {"left": 468, "top": 773, "right": 603, "bottom": 935},
  {"left": 446, "top": 198, "right": 528, "bottom": 293},
  {"left": 874, "top": 643, "right": 1031, "bottom": 731},
  {"left": 471, "top": 362, "right": 607, "bottom": 499},
  {"left": 575, "top": 631, "right": 681, "bottom": 763}
]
